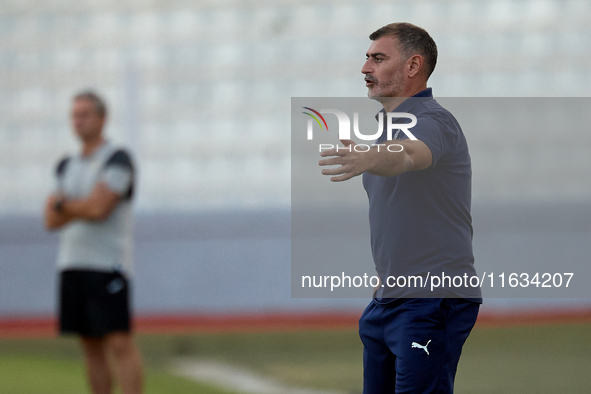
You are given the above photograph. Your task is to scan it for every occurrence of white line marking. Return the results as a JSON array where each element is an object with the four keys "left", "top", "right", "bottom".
[{"left": 170, "top": 358, "right": 345, "bottom": 394}]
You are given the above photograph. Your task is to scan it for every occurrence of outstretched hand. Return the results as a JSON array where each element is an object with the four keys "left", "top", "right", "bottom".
[{"left": 318, "top": 139, "right": 375, "bottom": 182}]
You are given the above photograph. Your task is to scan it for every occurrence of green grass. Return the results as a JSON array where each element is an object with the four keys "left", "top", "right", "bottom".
[
  {"left": 137, "top": 330, "right": 364, "bottom": 391},
  {"left": 0, "top": 339, "right": 236, "bottom": 394},
  {"left": 455, "top": 324, "right": 591, "bottom": 394},
  {"left": 0, "top": 323, "right": 590, "bottom": 393}
]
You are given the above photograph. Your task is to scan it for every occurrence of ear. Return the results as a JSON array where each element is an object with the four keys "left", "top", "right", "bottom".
[{"left": 407, "top": 54, "right": 424, "bottom": 78}]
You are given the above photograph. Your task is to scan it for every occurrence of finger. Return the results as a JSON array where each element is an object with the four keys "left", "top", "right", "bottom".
[
  {"left": 330, "top": 172, "right": 356, "bottom": 182},
  {"left": 339, "top": 139, "right": 356, "bottom": 147},
  {"left": 318, "top": 157, "right": 345, "bottom": 166},
  {"left": 320, "top": 149, "right": 347, "bottom": 157},
  {"left": 321, "top": 166, "right": 348, "bottom": 176}
]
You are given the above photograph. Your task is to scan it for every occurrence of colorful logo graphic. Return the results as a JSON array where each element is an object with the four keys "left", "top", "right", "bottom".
[{"left": 302, "top": 107, "right": 329, "bottom": 139}]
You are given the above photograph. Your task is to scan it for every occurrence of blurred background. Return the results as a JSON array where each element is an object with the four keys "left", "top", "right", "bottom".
[
  {"left": 0, "top": 0, "right": 590, "bottom": 393},
  {"left": 2, "top": 0, "right": 590, "bottom": 316}
]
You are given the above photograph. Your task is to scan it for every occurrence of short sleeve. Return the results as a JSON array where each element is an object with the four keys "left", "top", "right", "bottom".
[
  {"left": 401, "top": 113, "right": 453, "bottom": 168},
  {"left": 102, "top": 150, "right": 135, "bottom": 199},
  {"left": 55, "top": 156, "right": 70, "bottom": 191}
]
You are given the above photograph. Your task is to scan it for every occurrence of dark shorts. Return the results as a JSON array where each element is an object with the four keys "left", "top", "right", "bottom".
[
  {"left": 59, "top": 269, "right": 131, "bottom": 338},
  {"left": 359, "top": 298, "right": 479, "bottom": 394}
]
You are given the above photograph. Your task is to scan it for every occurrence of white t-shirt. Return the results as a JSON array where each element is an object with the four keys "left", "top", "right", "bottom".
[{"left": 54, "top": 141, "right": 135, "bottom": 274}]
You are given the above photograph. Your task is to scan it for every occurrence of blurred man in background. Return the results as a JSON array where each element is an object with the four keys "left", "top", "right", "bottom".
[
  {"left": 44, "top": 91, "right": 143, "bottom": 394},
  {"left": 319, "top": 23, "right": 481, "bottom": 393}
]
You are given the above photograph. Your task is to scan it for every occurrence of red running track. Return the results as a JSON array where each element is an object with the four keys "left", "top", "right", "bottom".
[{"left": 0, "top": 309, "right": 590, "bottom": 339}]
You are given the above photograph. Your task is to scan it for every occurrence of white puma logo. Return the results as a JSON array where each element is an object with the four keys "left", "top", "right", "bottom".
[
  {"left": 411, "top": 340, "right": 432, "bottom": 355},
  {"left": 107, "top": 278, "right": 124, "bottom": 294}
]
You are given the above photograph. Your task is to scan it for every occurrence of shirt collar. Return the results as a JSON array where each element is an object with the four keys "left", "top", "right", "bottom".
[
  {"left": 80, "top": 139, "right": 110, "bottom": 160},
  {"left": 412, "top": 87, "right": 432, "bottom": 98}
]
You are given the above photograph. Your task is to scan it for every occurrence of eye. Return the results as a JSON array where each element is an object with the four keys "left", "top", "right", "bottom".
[{"left": 375, "top": 58, "right": 383, "bottom": 63}]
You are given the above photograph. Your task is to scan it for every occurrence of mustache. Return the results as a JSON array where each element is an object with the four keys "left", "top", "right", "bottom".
[{"left": 364, "top": 75, "right": 377, "bottom": 83}]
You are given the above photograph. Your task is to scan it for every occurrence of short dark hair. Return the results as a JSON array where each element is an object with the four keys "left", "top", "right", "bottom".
[
  {"left": 369, "top": 23, "right": 438, "bottom": 78},
  {"left": 73, "top": 90, "right": 107, "bottom": 118}
]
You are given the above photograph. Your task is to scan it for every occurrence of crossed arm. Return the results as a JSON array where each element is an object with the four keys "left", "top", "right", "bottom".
[
  {"left": 44, "top": 183, "right": 120, "bottom": 230},
  {"left": 318, "top": 138, "right": 433, "bottom": 182}
]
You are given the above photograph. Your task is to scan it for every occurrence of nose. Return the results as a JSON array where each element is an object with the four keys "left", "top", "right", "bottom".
[{"left": 361, "top": 58, "right": 373, "bottom": 75}]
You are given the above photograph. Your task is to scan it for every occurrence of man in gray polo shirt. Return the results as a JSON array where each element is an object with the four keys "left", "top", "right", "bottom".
[
  {"left": 44, "top": 91, "right": 143, "bottom": 394},
  {"left": 319, "top": 23, "right": 480, "bottom": 393}
]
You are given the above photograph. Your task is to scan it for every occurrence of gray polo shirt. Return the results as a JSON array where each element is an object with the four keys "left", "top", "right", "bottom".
[
  {"left": 54, "top": 141, "right": 135, "bottom": 274},
  {"left": 362, "top": 88, "right": 481, "bottom": 301}
]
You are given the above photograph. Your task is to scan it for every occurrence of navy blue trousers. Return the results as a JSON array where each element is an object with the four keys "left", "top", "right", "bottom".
[{"left": 359, "top": 298, "right": 479, "bottom": 394}]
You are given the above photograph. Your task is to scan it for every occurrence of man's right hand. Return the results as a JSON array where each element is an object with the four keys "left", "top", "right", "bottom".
[{"left": 44, "top": 194, "right": 73, "bottom": 230}]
